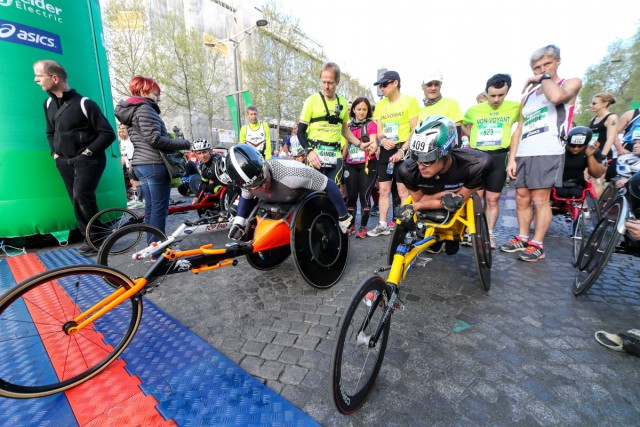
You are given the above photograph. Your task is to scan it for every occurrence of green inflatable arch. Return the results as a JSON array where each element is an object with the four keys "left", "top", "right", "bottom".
[{"left": 0, "top": 0, "right": 125, "bottom": 240}]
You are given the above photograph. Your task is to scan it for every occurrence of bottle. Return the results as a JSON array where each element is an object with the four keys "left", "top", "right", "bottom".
[{"left": 386, "top": 161, "right": 394, "bottom": 175}]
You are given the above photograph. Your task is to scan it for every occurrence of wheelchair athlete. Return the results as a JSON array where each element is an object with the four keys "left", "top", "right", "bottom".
[
  {"left": 395, "top": 115, "right": 492, "bottom": 253},
  {"left": 554, "top": 127, "right": 606, "bottom": 198},
  {"left": 188, "top": 139, "right": 229, "bottom": 204},
  {"left": 225, "top": 145, "right": 352, "bottom": 240}
]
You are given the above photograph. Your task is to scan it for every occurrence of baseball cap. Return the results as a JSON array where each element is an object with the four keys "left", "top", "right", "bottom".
[
  {"left": 422, "top": 70, "right": 443, "bottom": 84},
  {"left": 374, "top": 71, "right": 401, "bottom": 86}
]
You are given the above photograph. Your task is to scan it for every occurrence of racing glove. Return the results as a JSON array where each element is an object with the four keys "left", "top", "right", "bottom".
[
  {"left": 441, "top": 193, "right": 464, "bottom": 212},
  {"left": 228, "top": 217, "right": 247, "bottom": 241}
]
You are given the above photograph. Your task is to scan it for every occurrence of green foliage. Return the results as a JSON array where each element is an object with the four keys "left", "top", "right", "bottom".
[{"left": 575, "top": 24, "right": 640, "bottom": 125}]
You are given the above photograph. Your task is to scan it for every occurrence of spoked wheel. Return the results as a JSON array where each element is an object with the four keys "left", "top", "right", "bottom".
[
  {"left": 573, "top": 202, "right": 624, "bottom": 296},
  {"left": 0, "top": 265, "right": 142, "bottom": 398},
  {"left": 86, "top": 208, "right": 142, "bottom": 252},
  {"left": 331, "top": 275, "right": 391, "bottom": 414},
  {"left": 471, "top": 195, "right": 491, "bottom": 291},
  {"left": 571, "top": 211, "right": 586, "bottom": 267},
  {"left": 97, "top": 224, "right": 167, "bottom": 281}
]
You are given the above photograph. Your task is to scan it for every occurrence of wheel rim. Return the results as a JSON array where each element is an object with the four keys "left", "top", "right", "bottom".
[
  {"left": 308, "top": 213, "right": 342, "bottom": 267},
  {"left": 0, "top": 266, "right": 141, "bottom": 397},
  {"left": 87, "top": 208, "right": 141, "bottom": 252}
]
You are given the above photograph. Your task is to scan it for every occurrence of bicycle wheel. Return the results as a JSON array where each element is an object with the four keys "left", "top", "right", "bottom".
[
  {"left": 573, "top": 208, "right": 622, "bottom": 296},
  {"left": 0, "top": 265, "right": 142, "bottom": 398},
  {"left": 86, "top": 208, "right": 142, "bottom": 252},
  {"left": 331, "top": 275, "right": 391, "bottom": 414},
  {"left": 97, "top": 224, "right": 167, "bottom": 281}
]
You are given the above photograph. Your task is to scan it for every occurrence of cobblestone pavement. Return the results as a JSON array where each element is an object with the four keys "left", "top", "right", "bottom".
[{"left": 135, "top": 187, "right": 639, "bottom": 426}]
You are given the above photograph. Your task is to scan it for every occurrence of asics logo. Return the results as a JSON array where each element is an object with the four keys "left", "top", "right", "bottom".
[{"left": 0, "top": 23, "right": 16, "bottom": 38}]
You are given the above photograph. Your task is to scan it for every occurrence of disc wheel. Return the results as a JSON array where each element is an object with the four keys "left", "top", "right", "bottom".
[
  {"left": 573, "top": 203, "right": 623, "bottom": 296},
  {"left": 86, "top": 208, "right": 142, "bottom": 252},
  {"left": 246, "top": 245, "right": 291, "bottom": 270},
  {"left": 331, "top": 275, "right": 391, "bottom": 414},
  {"left": 0, "top": 265, "right": 142, "bottom": 398},
  {"left": 97, "top": 224, "right": 167, "bottom": 281},
  {"left": 471, "top": 195, "right": 491, "bottom": 291}
]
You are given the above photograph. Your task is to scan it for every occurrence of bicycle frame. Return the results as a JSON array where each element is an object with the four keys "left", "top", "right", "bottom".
[
  {"left": 68, "top": 213, "right": 292, "bottom": 335},
  {"left": 364, "top": 198, "right": 477, "bottom": 348}
]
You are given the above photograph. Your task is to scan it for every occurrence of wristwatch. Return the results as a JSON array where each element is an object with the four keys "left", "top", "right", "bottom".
[
  {"left": 82, "top": 148, "right": 93, "bottom": 157},
  {"left": 539, "top": 73, "right": 552, "bottom": 84}
]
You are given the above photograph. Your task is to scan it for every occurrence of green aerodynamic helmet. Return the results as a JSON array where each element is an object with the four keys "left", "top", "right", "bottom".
[{"left": 408, "top": 115, "right": 457, "bottom": 164}]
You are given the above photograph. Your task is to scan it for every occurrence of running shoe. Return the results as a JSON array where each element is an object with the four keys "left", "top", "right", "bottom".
[
  {"left": 347, "top": 225, "right": 356, "bottom": 235},
  {"left": 367, "top": 223, "right": 390, "bottom": 237},
  {"left": 355, "top": 227, "right": 367, "bottom": 239},
  {"left": 499, "top": 236, "right": 527, "bottom": 253},
  {"left": 517, "top": 243, "right": 545, "bottom": 262},
  {"left": 387, "top": 220, "right": 396, "bottom": 229},
  {"left": 489, "top": 233, "right": 497, "bottom": 250}
]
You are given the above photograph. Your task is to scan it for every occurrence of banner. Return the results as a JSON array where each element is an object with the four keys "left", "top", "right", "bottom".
[
  {"left": 226, "top": 94, "right": 239, "bottom": 140},
  {"left": 0, "top": 0, "right": 125, "bottom": 238}
]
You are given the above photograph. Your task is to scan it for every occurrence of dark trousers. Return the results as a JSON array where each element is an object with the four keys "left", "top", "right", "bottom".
[{"left": 55, "top": 152, "right": 106, "bottom": 239}]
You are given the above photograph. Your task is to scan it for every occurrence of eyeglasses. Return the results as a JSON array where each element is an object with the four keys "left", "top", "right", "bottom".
[{"left": 380, "top": 80, "right": 395, "bottom": 88}]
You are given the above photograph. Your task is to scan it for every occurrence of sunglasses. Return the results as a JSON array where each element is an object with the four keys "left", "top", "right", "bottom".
[
  {"left": 411, "top": 150, "right": 441, "bottom": 166},
  {"left": 380, "top": 80, "right": 395, "bottom": 88}
]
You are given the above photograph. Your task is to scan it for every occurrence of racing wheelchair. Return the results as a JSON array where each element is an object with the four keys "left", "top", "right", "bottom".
[{"left": 330, "top": 193, "right": 490, "bottom": 414}]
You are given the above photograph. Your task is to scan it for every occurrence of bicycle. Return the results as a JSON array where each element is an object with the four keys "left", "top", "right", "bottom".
[
  {"left": 0, "top": 192, "right": 348, "bottom": 398},
  {"left": 85, "top": 183, "right": 240, "bottom": 251},
  {"left": 330, "top": 193, "right": 491, "bottom": 414}
]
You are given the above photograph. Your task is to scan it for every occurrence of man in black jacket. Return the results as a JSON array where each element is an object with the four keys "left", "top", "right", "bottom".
[{"left": 34, "top": 60, "right": 115, "bottom": 254}]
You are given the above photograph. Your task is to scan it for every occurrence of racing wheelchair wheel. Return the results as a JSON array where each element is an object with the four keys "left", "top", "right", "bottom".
[
  {"left": 573, "top": 196, "right": 626, "bottom": 296},
  {"left": 86, "top": 208, "right": 143, "bottom": 252},
  {"left": 291, "top": 192, "right": 349, "bottom": 289},
  {"left": 471, "top": 194, "right": 491, "bottom": 291}
]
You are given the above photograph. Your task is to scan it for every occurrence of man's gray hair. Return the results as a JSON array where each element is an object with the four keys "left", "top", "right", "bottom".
[
  {"left": 530, "top": 44, "right": 561, "bottom": 66},
  {"left": 320, "top": 62, "right": 341, "bottom": 84}
]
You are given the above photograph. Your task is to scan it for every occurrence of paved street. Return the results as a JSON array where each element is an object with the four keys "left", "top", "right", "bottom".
[{"left": 128, "top": 186, "right": 639, "bottom": 426}]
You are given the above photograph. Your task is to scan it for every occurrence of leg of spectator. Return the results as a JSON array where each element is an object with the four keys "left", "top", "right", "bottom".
[
  {"left": 515, "top": 187, "right": 533, "bottom": 237},
  {"left": 530, "top": 188, "right": 553, "bottom": 243},
  {"left": 378, "top": 181, "right": 392, "bottom": 224},
  {"left": 484, "top": 190, "right": 501, "bottom": 232}
]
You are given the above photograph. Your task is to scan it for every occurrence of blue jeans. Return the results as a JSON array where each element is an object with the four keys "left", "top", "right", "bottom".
[{"left": 134, "top": 163, "right": 171, "bottom": 239}]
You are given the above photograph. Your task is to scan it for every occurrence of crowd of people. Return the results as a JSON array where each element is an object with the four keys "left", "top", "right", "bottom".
[{"left": 34, "top": 42, "right": 640, "bottom": 261}]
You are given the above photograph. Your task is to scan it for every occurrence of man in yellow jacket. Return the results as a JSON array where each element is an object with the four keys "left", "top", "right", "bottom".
[{"left": 239, "top": 106, "right": 271, "bottom": 159}]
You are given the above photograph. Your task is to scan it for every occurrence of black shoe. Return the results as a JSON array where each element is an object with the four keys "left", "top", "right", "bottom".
[{"left": 78, "top": 243, "right": 97, "bottom": 255}]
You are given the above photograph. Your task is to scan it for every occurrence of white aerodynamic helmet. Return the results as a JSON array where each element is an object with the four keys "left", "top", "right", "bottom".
[
  {"left": 616, "top": 153, "right": 640, "bottom": 178},
  {"left": 192, "top": 139, "right": 211, "bottom": 151}
]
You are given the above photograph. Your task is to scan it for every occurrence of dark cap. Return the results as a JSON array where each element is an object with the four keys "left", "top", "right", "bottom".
[{"left": 374, "top": 70, "right": 400, "bottom": 86}]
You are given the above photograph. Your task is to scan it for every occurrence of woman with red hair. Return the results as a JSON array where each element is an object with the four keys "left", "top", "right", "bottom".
[{"left": 115, "top": 76, "right": 190, "bottom": 239}]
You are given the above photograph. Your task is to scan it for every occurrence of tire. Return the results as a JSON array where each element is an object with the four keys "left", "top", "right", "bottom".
[
  {"left": 584, "top": 190, "right": 601, "bottom": 228},
  {"left": 246, "top": 245, "right": 291, "bottom": 270},
  {"left": 86, "top": 208, "right": 142, "bottom": 252},
  {"left": 472, "top": 195, "right": 491, "bottom": 291},
  {"left": 97, "top": 224, "right": 167, "bottom": 281},
  {"left": 571, "top": 211, "right": 585, "bottom": 267},
  {"left": 0, "top": 265, "right": 142, "bottom": 398},
  {"left": 331, "top": 275, "right": 391, "bottom": 414},
  {"left": 222, "top": 185, "right": 241, "bottom": 216},
  {"left": 573, "top": 211, "right": 622, "bottom": 296}
]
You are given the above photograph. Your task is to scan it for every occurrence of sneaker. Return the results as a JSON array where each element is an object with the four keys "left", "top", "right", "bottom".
[
  {"left": 387, "top": 220, "right": 396, "bottom": 229},
  {"left": 460, "top": 232, "right": 472, "bottom": 247},
  {"left": 367, "top": 223, "right": 390, "bottom": 237},
  {"left": 517, "top": 243, "right": 545, "bottom": 262},
  {"left": 426, "top": 241, "right": 444, "bottom": 254},
  {"left": 489, "top": 233, "right": 497, "bottom": 250},
  {"left": 338, "top": 214, "right": 353, "bottom": 234},
  {"left": 499, "top": 236, "right": 527, "bottom": 253},
  {"left": 355, "top": 227, "right": 367, "bottom": 239},
  {"left": 347, "top": 225, "right": 356, "bottom": 235},
  {"left": 78, "top": 243, "right": 97, "bottom": 255}
]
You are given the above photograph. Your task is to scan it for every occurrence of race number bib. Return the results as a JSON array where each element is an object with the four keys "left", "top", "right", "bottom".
[
  {"left": 476, "top": 123, "right": 503, "bottom": 147},
  {"left": 348, "top": 145, "right": 366, "bottom": 163},
  {"left": 317, "top": 143, "right": 338, "bottom": 168},
  {"left": 384, "top": 122, "right": 400, "bottom": 142},
  {"left": 522, "top": 106, "right": 549, "bottom": 140}
]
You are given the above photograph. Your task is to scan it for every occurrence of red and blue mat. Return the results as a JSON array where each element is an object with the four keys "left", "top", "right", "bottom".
[{"left": 0, "top": 249, "right": 318, "bottom": 426}]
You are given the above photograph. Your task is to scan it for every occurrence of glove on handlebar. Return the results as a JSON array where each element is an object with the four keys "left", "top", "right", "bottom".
[
  {"left": 441, "top": 193, "right": 464, "bottom": 212},
  {"left": 228, "top": 223, "right": 245, "bottom": 241}
]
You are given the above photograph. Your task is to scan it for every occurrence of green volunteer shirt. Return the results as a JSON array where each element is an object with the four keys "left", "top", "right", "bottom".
[
  {"left": 373, "top": 94, "right": 420, "bottom": 144},
  {"left": 300, "top": 92, "right": 349, "bottom": 159},
  {"left": 463, "top": 100, "right": 520, "bottom": 150},
  {"left": 418, "top": 98, "right": 464, "bottom": 123}
]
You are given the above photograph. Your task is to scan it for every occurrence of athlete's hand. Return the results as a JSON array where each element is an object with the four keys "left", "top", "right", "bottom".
[
  {"left": 380, "top": 136, "right": 395, "bottom": 151},
  {"left": 307, "top": 150, "right": 322, "bottom": 169},
  {"left": 522, "top": 74, "right": 543, "bottom": 94},
  {"left": 228, "top": 223, "right": 245, "bottom": 241},
  {"left": 625, "top": 219, "right": 640, "bottom": 241},
  {"left": 441, "top": 193, "right": 463, "bottom": 212},
  {"left": 506, "top": 158, "right": 517, "bottom": 180},
  {"left": 399, "top": 204, "right": 414, "bottom": 220},
  {"left": 390, "top": 151, "right": 404, "bottom": 163}
]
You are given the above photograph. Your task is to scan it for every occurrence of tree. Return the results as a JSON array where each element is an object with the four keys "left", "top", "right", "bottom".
[
  {"left": 242, "top": 3, "right": 323, "bottom": 136},
  {"left": 102, "top": 0, "right": 153, "bottom": 100},
  {"left": 575, "top": 25, "right": 640, "bottom": 126}
]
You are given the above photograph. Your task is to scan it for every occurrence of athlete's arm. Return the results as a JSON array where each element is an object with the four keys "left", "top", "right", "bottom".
[
  {"left": 538, "top": 77, "right": 582, "bottom": 105},
  {"left": 585, "top": 145, "right": 607, "bottom": 179},
  {"left": 341, "top": 122, "right": 360, "bottom": 147},
  {"left": 410, "top": 186, "right": 475, "bottom": 211},
  {"left": 600, "top": 114, "right": 619, "bottom": 157}
]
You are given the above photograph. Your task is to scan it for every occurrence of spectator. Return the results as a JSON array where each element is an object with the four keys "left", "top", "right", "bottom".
[
  {"left": 115, "top": 75, "right": 190, "bottom": 240},
  {"left": 239, "top": 106, "right": 272, "bottom": 159},
  {"left": 34, "top": 59, "right": 116, "bottom": 255},
  {"left": 282, "top": 123, "right": 300, "bottom": 157},
  {"left": 588, "top": 92, "right": 619, "bottom": 190},
  {"left": 502, "top": 44, "right": 582, "bottom": 262}
]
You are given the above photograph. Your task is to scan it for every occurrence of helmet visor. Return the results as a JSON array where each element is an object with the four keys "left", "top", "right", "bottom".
[{"left": 410, "top": 148, "right": 441, "bottom": 165}]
